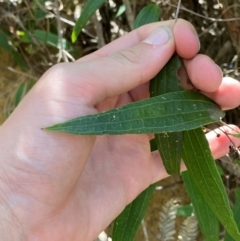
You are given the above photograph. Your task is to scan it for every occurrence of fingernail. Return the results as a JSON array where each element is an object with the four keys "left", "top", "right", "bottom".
[{"left": 143, "top": 27, "right": 172, "bottom": 46}]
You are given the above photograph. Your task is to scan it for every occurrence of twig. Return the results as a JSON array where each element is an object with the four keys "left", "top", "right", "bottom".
[
  {"left": 165, "top": 2, "right": 240, "bottom": 22},
  {"left": 7, "top": 67, "right": 38, "bottom": 81},
  {"left": 92, "top": 12, "right": 106, "bottom": 48},
  {"left": 54, "top": 0, "right": 68, "bottom": 62},
  {"left": 174, "top": 0, "right": 182, "bottom": 24},
  {"left": 122, "top": 0, "right": 134, "bottom": 29}
]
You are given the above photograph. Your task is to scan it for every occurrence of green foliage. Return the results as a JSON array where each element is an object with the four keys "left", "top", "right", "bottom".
[
  {"left": 176, "top": 204, "right": 194, "bottom": 217},
  {"left": 14, "top": 81, "right": 35, "bottom": 107},
  {"left": 0, "top": 31, "right": 27, "bottom": 70},
  {"left": 182, "top": 171, "right": 219, "bottom": 241},
  {"left": 225, "top": 189, "right": 240, "bottom": 241},
  {"left": 150, "top": 55, "right": 183, "bottom": 175},
  {"left": 112, "top": 184, "right": 156, "bottom": 241},
  {"left": 45, "top": 91, "right": 224, "bottom": 135},
  {"left": 71, "top": 0, "right": 106, "bottom": 43},
  {"left": 45, "top": 3, "right": 240, "bottom": 240},
  {"left": 182, "top": 128, "right": 240, "bottom": 240},
  {"left": 21, "top": 30, "right": 74, "bottom": 52},
  {"left": 2, "top": 1, "right": 240, "bottom": 240},
  {"left": 133, "top": 4, "right": 161, "bottom": 29}
]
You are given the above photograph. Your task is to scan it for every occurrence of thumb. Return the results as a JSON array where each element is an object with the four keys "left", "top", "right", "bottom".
[{"left": 68, "top": 26, "right": 175, "bottom": 105}]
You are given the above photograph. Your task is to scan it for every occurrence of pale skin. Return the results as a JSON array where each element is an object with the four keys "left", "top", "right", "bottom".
[{"left": 0, "top": 19, "right": 240, "bottom": 240}]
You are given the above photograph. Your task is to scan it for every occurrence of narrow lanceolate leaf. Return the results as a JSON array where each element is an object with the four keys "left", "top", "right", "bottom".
[
  {"left": 46, "top": 91, "right": 225, "bottom": 135},
  {"left": 182, "top": 128, "right": 240, "bottom": 240},
  {"left": 182, "top": 171, "right": 219, "bottom": 241},
  {"left": 225, "top": 189, "right": 240, "bottom": 241},
  {"left": 133, "top": 3, "right": 160, "bottom": 29},
  {"left": 150, "top": 55, "right": 183, "bottom": 175},
  {"left": 71, "top": 0, "right": 106, "bottom": 43},
  {"left": 112, "top": 184, "right": 156, "bottom": 241}
]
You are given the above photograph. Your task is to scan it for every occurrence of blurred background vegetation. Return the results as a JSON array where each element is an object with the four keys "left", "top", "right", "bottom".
[{"left": 0, "top": 0, "right": 240, "bottom": 240}]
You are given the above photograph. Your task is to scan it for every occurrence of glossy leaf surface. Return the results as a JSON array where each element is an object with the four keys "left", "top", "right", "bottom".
[
  {"left": 133, "top": 3, "right": 160, "bottom": 29},
  {"left": 182, "top": 171, "right": 219, "bottom": 241},
  {"left": 112, "top": 184, "right": 156, "bottom": 241},
  {"left": 46, "top": 91, "right": 225, "bottom": 135},
  {"left": 150, "top": 55, "right": 183, "bottom": 175},
  {"left": 71, "top": 0, "right": 106, "bottom": 43},
  {"left": 182, "top": 128, "right": 240, "bottom": 240}
]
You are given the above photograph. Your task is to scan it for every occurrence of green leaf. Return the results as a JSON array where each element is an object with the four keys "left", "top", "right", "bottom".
[
  {"left": 71, "top": 0, "right": 106, "bottom": 43},
  {"left": 182, "top": 128, "right": 240, "bottom": 240},
  {"left": 133, "top": 3, "right": 161, "bottom": 29},
  {"left": 150, "top": 55, "right": 183, "bottom": 95},
  {"left": 150, "top": 55, "right": 183, "bottom": 175},
  {"left": 232, "top": 133, "right": 240, "bottom": 139},
  {"left": 14, "top": 81, "right": 35, "bottom": 107},
  {"left": 225, "top": 189, "right": 240, "bottom": 241},
  {"left": 0, "top": 31, "right": 27, "bottom": 70},
  {"left": 112, "top": 184, "right": 156, "bottom": 241},
  {"left": 177, "top": 204, "right": 194, "bottom": 217},
  {"left": 182, "top": 171, "right": 219, "bottom": 241},
  {"left": 116, "top": 5, "right": 126, "bottom": 17},
  {"left": 21, "top": 30, "right": 73, "bottom": 51},
  {"left": 154, "top": 132, "right": 183, "bottom": 175},
  {"left": 45, "top": 91, "right": 225, "bottom": 135}
]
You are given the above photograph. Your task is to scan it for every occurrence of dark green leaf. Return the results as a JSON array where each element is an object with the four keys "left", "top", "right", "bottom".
[
  {"left": 112, "top": 184, "right": 156, "bottom": 241},
  {"left": 133, "top": 4, "right": 160, "bottom": 29},
  {"left": 182, "top": 171, "right": 219, "bottom": 241},
  {"left": 0, "top": 31, "right": 27, "bottom": 70},
  {"left": 150, "top": 55, "right": 183, "bottom": 175},
  {"left": 154, "top": 132, "right": 183, "bottom": 174},
  {"left": 224, "top": 189, "right": 240, "bottom": 241},
  {"left": 150, "top": 55, "right": 183, "bottom": 96},
  {"left": 45, "top": 91, "right": 225, "bottom": 135},
  {"left": 71, "top": 0, "right": 106, "bottom": 43},
  {"left": 182, "top": 128, "right": 240, "bottom": 240}
]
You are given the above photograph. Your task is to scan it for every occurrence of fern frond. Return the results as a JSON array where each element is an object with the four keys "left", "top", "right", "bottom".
[
  {"left": 177, "top": 216, "right": 199, "bottom": 241},
  {"left": 158, "top": 198, "right": 179, "bottom": 241}
]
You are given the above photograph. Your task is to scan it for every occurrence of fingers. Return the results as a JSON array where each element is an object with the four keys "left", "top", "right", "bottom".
[
  {"left": 178, "top": 55, "right": 240, "bottom": 110},
  {"left": 179, "top": 54, "right": 223, "bottom": 92},
  {"left": 207, "top": 125, "right": 240, "bottom": 159},
  {"left": 67, "top": 27, "right": 175, "bottom": 105},
  {"left": 203, "top": 77, "right": 240, "bottom": 110},
  {"left": 151, "top": 125, "right": 240, "bottom": 183},
  {"left": 77, "top": 19, "right": 200, "bottom": 63}
]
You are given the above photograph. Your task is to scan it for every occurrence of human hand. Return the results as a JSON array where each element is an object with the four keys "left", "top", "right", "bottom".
[{"left": 0, "top": 19, "right": 240, "bottom": 241}]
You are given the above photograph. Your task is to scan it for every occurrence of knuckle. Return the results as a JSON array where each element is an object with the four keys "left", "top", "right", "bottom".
[
  {"left": 43, "top": 62, "right": 70, "bottom": 81},
  {"left": 114, "top": 48, "right": 142, "bottom": 67}
]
